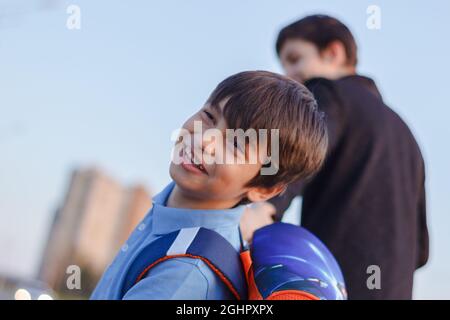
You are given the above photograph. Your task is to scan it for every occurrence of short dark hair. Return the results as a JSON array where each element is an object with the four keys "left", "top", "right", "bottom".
[
  {"left": 208, "top": 70, "right": 328, "bottom": 189},
  {"left": 276, "top": 15, "right": 358, "bottom": 67}
]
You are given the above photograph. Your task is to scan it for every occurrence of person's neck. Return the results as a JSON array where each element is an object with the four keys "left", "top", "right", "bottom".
[
  {"left": 329, "top": 66, "right": 356, "bottom": 80},
  {"left": 166, "top": 184, "right": 239, "bottom": 210}
]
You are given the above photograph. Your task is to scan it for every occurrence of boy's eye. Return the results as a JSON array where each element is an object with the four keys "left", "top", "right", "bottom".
[
  {"left": 287, "top": 53, "right": 301, "bottom": 65},
  {"left": 203, "top": 110, "right": 215, "bottom": 123}
]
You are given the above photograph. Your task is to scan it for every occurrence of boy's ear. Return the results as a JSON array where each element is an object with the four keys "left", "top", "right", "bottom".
[
  {"left": 246, "top": 184, "right": 287, "bottom": 203},
  {"left": 321, "top": 40, "right": 347, "bottom": 66}
]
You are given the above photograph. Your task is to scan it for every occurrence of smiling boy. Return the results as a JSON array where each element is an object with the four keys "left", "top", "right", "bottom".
[{"left": 90, "top": 70, "right": 328, "bottom": 300}]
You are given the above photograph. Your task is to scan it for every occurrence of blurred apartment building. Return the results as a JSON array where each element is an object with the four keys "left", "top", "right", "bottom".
[{"left": 38, "top": 168, "right": 151, "bottom": 296}]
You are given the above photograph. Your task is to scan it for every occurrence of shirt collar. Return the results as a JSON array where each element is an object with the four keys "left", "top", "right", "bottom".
[{"left": 151, "top": 181, "right": 246, "bottom": 236}]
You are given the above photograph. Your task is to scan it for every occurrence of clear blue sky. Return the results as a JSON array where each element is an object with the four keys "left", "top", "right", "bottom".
[{"left": 0, "top": 0, "right": 449, "bottom": 299}]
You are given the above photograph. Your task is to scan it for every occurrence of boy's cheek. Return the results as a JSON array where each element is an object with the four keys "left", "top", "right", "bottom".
[{"left": 214, "top": 162, "right": 261, "bottom": 187}]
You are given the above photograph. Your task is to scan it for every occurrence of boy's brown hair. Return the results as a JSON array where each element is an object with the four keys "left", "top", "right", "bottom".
[
  {"left": 208, "top": 70, "right": 328, "bottom": 188},
  {"left": 276, "top": 15, "right": 358, "bottom": 67}
]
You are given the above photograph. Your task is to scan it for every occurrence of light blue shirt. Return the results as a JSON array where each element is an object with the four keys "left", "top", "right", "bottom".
[{"left": 90, "top": 182, "right": 246, "bottom": 300}]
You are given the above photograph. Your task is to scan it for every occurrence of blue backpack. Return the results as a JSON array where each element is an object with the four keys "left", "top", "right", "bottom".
[{"left": 120, "top": 222, "right": 347, "bottom": 300}]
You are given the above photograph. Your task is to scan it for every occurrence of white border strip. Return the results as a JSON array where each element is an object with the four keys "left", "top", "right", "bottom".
[{"left": 166, "top": 227, "right": 200, "bottom": 255}]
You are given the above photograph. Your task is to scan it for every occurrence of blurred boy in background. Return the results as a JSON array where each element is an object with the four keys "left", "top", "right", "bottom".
[{"left": 241, "top": 15, "right": 429, "bottom": 299}]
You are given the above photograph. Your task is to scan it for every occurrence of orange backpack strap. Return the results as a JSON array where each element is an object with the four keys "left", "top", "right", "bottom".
[
  {"left": 240, "top": 250, "right": 262, "bottom": 300},
  {"left": 120, "top": 227, "right": 248, "bottom": 300}
]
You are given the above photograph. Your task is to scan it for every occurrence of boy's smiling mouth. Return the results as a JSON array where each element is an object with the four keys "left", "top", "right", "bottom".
[{"left": 180, "top": 145, "right": 209, "bottom": 175}]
